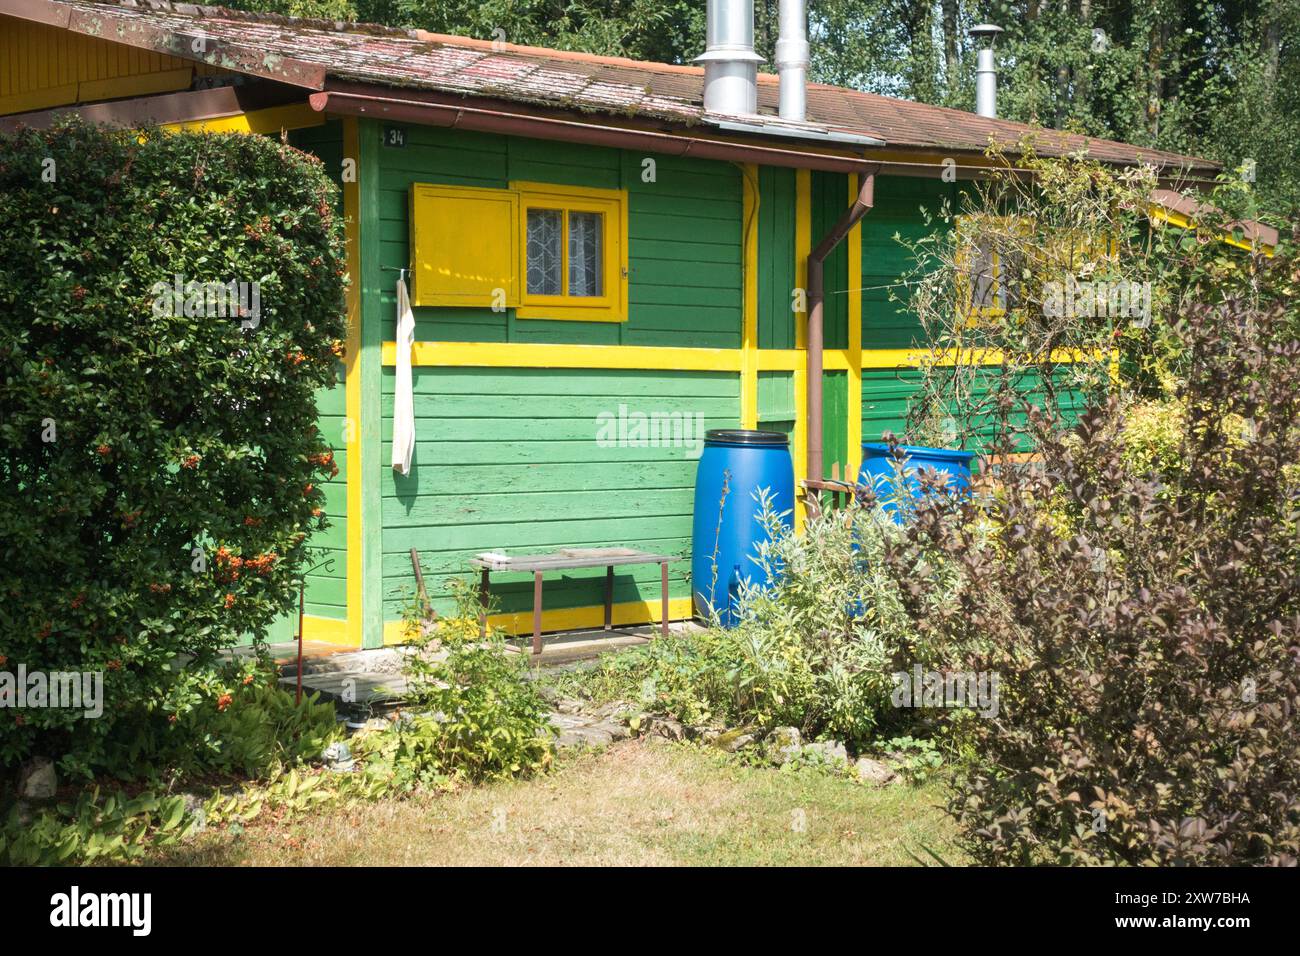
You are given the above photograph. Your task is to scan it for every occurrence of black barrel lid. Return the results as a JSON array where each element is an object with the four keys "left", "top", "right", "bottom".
[{"left": 705, "top": 429, "right": 789, "bottom": 446}]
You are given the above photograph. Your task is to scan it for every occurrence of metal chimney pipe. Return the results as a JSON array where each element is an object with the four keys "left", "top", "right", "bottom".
[
  {"left": 970, "top": 24, "right": 1004, "bottom": 118},
  {"left": 775, "top": 0, "right": 809, "bottom": 122},
  {"left": 696, "top": 0, "right": 765, "bottom": 116}
]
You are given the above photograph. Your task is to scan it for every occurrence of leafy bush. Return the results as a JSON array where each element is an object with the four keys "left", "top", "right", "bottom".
[
  {"left": 173, "top": 681, "right": 339, "bottom": 778},
  {"left": 877, "top": 735, "right": 944, "bottom": 784},
  {"left": 353, "top": 583, "right": 553, "bottom": 788},
  {"left": 561, "top": 498, "right": 947, "bottom": 746},
  {"left": 0, "top": 121, "right": 347, "bottom": 776},
  {"left": 886, "top": 286, "right": 1300, "bottom": 865},
  {"left": 1, "top": 787, "right": 197, "bottom": 865}
]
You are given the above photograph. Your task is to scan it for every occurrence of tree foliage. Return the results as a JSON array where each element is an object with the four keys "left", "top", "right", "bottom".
[{"left": 233, "top": 0, "right": 1299, "bottom": 213}]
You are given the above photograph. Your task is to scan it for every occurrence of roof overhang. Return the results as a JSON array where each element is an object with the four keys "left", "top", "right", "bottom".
[
  {"left": 310, "top": 81, "right": 876, "bottom": 173},
  {"left": 0, "top": 80, "right": 308, "bottom": 132},
  {"left": 0, "top": 0, "right": 328, "bottom": 89},
  {"left": 1150, "top": 188, "right": 1280, "bottom": 250}
]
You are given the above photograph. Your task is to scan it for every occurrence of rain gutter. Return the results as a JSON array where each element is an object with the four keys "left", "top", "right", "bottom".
[{"left": 308, "top": 89, "right": 874, "bottom": 173}]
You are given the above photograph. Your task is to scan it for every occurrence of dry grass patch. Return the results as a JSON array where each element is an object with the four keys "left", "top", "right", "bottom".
[{"left": 151, "top": 740, "right": 964, "bottom": 866}]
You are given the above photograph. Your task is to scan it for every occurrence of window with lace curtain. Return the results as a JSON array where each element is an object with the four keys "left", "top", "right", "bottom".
[{"left": 515, "top": 182, "right": 626, "bottom": 322}]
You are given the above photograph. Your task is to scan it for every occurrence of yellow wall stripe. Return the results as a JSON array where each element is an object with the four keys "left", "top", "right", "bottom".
[
  {"left": 382, "top": 597, "right": 695, "bottom": 645},
  {"left": 378, "top": 342, "right": 1092, "bottom": 371},
  {"left": 300, "top": 614, "right": 352, "bottom": 647},
  {"left": 383, "top": 340, "right": 746, "bottom": 371}
]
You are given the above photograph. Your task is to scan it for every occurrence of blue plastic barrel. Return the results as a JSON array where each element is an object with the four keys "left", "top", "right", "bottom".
[
  {"left": 692, "top": 429, "right": 794, "bottom": 627},
  {"left": 858, "top": 442, "right": 975, "bottom": 520}
]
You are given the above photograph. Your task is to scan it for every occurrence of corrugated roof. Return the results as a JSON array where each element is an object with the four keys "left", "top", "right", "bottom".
[{"left": 5, "top": 0, "right": 1220, "bottom": 174}]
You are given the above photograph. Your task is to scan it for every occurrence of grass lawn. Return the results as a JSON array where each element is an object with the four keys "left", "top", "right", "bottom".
[{"left": 150, "top": 739, "right": 966, "bottom": 866}]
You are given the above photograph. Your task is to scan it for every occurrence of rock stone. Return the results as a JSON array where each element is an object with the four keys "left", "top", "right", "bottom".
[
  {"left": 641, "top": 715, "right": 686, "bottom": 741},
  {"left": 591, "top": 699, "right": 634, "bottom": 721},
  {"left": 715, "top": 730, "right": 756, "bottom": 753},
  {"left": 766, "top": 726, "right": 803, "bottom": 765},
  {"left": 549, "top": 713, "right": 623, "bottom": 748},
  {"left": 18, "top": 756, "right": 56, "bottom": 800},
  {"left": 804, "top": 740, "right": 849, "bottom": 766},
  {"left": 854, "top": 757, "right": 898, "bottom": 786}
]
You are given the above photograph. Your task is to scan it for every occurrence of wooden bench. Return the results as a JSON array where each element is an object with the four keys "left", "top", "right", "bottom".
[{"left": 469, "top": 548, "right": 674, "bottom": 654}]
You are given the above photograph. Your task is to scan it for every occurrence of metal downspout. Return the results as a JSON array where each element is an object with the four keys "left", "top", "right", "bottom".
[{"left": 806, "top": 170, "right": 876, "bottom": 490}]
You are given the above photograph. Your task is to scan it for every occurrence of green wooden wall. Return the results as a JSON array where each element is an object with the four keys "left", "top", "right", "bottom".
[
  {"left": 757, "top": 165, "right": 798, "bottom": 350},
  {"left": 374, "top": 124, "right": 743, "bottom": 349},
  {"left": 380, "top": 367, "right": 739, "bottom": 620},
  {"left": 860, "top": 175, "right": 960, "bottom": 349},
  {"left": 256, "top": 120, "right": 349, "bottom": 642},
  {"left": 858, "top": 175, "right": 1089, "bottom": 456}
]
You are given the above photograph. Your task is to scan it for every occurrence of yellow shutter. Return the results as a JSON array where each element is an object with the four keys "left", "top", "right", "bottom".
[{"left": 409, "top": 184, "right": 520, "bottom": 308}]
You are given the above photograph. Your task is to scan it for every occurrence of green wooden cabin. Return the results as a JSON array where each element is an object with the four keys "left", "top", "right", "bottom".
[{"left": 0, "top": 0, "right": 1230, "bottom": 648}]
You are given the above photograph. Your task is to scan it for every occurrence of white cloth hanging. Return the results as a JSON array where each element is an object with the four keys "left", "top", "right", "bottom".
[{"left": 391, "top": 276, "right": 416, "bottom": 476}]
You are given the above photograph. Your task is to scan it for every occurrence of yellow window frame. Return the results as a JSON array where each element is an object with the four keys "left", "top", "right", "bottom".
[
  {"left": 513, "top": 181, "right": 629, "bottom": 323},
  {"left": 956, "top": 214, "right": 1026, "bottom": 325}
]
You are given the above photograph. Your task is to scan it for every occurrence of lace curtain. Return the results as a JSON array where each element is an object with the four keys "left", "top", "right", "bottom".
[
  {"left": 526, "top": 208, "right": 562, "bottom": 295},
  {"left": 568, "top": 211, "right": 602, "bottom": 297}
]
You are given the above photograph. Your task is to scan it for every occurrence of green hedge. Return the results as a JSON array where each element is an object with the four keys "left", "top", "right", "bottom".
[{"left": 0, "top": 122, "right": 347, "bottom": 777}]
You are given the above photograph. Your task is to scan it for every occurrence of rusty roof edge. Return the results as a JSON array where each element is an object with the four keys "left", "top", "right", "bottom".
[
  {"left": 1, "top": 0, "right": 329, "bottom": 89},
  {"left": 312, "top": 80, "right": 898, "bottom": 170},
  {"left": 1, "top": 0, "right": 1224, "bottom": 174}
]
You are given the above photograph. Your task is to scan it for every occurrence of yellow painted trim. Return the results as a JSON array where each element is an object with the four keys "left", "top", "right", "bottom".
[
  {"left": 847, "top": 173, "right": 863, "bottom": 476},
  {"left": 342, "top": 117, "right": 364, "bottom": 650},
  {"left": 512, "top": 180, "right": 630, "bottom": 323},
  {"left": 792, "top": 168, "right": 811, "bottom": 527},
  {"left": 795, "top": 168, "right": 811, "bottom": 349},
  {"left": 381, "top": 597, "right": 695, "bottom": 645},
  {"left": 756, "top": 349, "right": 850, "bottom": 371},
  {"left": 384, "top": 340, "right": 744, "bottom": 372},
  {"left": 861, "top": 346, "right": 1109, "bottom": 368},
  {"left": 792, "top": 363, "right": 808, "bottom": 530},
  {"left": 0, "top": 84, "right": 79, "bottom": 116},
  {"left": 511, "top": 180, "right": 624, "bottom": 203},
  {"left": 1148, "top": 205, "right": 1275, "bottom": 256},
  {"left": 301, "top": 614, "right": 355, "bottom": 647},
  {"left": 513, "top": 304, "right": 626, "bottom": 322},
  {"left": 162, "top": 103, "right": 325, "bottom": 135},
  {"left": 380, "top": 341, "right": 1099, "bottom": 373},
  {"left": 740, "top": 163, "right": 760, "bottom": 429},
  {"left": 78, "top": 68, "right": 193, "bottom": 105}
]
